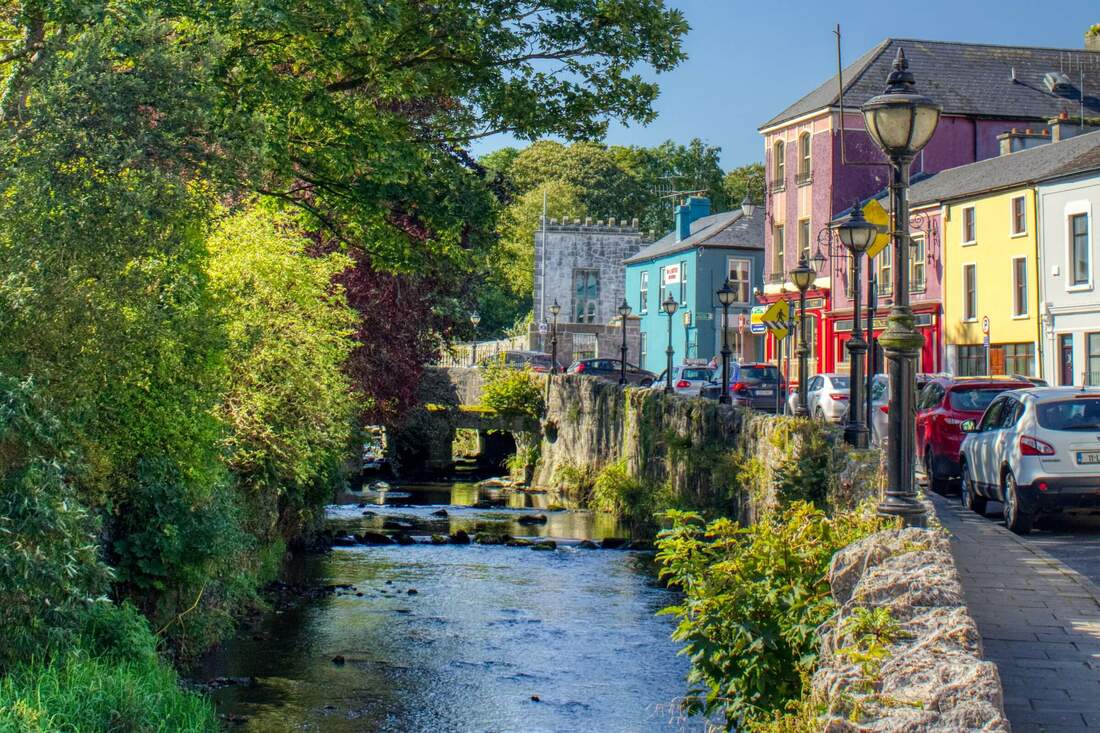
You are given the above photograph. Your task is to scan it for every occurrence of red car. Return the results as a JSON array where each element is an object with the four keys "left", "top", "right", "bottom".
[{"left": 916, "top": 376, "right": 1034, "bottom": 492}]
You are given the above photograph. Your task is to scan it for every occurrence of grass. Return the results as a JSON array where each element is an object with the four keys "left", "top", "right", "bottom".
[{"left": 0, "top": 648, "right": 217, "bottom": 733}]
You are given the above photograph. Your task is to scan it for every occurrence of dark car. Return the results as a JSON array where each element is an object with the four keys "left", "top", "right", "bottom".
[
  {"left": 702, "top": 362, "right": 787, "bottom": 412},
  {"left": 915, "top": 375, "right": 1033, "bottom": 492},
  {"left": 479, "top": 350, "right": 563, "bottom": 373},
  {"left": 566, "top": 358, "right": 657, "bottom": 387}
]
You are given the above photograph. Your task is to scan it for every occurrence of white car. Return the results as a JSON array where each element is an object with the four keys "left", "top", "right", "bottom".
[
  {"left": 652, "top": 364, "right": 714, "bottom": 396},
  {"left": 959, "top": 387, "right": 1100, "bottom": 534},
  {"left": 803, "top": 373, "right": 851, "bottom": 422}
]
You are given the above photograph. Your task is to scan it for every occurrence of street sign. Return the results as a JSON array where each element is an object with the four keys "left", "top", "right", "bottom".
[
  {"left": 738, "top": 313, "right": 747, "bottom": 334},
  {"left": 982, "top": 316, "right": 990, "bottom": 335},
  {"left": 750, "top": 305, "right": 767, "bottom": 335},
  {"left": 538, "top": 321, "right": 549, "bottom": 336},
  {"left": 983, "top": 334, "right": 990, "bottom": 347},
  {"left": 762, "top": 300, "right": 790, "bottom": 341},
  {"left": 862, "top": 199, "right": 891, "bottom": 259}
]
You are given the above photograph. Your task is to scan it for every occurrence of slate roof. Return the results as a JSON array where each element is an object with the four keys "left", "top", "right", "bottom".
[
  {"left": 623, "top": 208, "right": 764, "bottom": 265},
  {"left": 761, "top": 38, "right": 1100, "bottom": 130},
  {"left": 908, "top": 129, "right": 1100, "bottom": 206}
]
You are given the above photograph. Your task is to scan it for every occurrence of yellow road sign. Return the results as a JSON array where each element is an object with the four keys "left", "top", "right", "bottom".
[
  {"left": 761, "top": 300, "right": 790, "bottom": 340},
  {"left": 862, "top": 198, "right": 891, "bottom": 259}
]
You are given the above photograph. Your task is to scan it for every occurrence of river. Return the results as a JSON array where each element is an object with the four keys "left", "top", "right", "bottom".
[{"left": 198, "top": 481, "right": 698, "bottom": 732}]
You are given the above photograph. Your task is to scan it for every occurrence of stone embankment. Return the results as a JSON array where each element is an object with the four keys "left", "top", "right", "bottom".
[{"left": 814, "top": 519, "right": 1010, "bottom": 732}]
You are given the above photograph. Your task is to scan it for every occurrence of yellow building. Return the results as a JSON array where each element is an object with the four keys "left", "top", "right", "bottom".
[{"left": 909, "top": 141, "right": 1047, "bottom": 379}]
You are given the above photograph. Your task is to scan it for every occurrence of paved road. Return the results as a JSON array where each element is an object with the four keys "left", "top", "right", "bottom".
[{"left": 932, "top": 493, "right": 1100, "bottom": 731}]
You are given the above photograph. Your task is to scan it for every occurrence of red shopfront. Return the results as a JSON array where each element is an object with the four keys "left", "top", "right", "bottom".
[
  {"left": 830, "top": 304, "right": 943, "bottom": 376},
  {"left": 760, "top": 291, "right": 831, "bottom": 386}
]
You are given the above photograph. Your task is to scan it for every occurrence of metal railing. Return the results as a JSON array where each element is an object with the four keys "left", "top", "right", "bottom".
[
  {"left": 769, "top": 178, "right": 786, "bottom": 192},
  {"left": 435, "top": 334, "right": 531, "bottom": 367},
  {"left": 796, "top": 171, "right": 812, "bottom": 185}
]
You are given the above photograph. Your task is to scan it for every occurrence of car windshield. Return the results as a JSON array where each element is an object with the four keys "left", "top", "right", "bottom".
[
  {"left": 949, "top": 387, "right": 1010, "bottom": 412},
  {"left": 871, "top": 378, "right": 888, "bottom": 401},
  {"left": 740, "top": 366, "right": 780, "bottom": 381},
  {"left": 830, "top": 377, "right": 850, "bottom": 389},
  {"left": 681, "top": 368, "right": 712, "bottom": 381},
  {"left": 1036, "top": 398, "right": 1100, "bottom": 431}
]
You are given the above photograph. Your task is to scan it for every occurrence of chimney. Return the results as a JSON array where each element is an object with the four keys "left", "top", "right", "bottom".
[
  {"left": 997, "top": 127, "right": 1050, "bottom": 155},
  {"left": 1050, "top": 110, "right": 1096, "bottom": 142},
  {"left": 675, "top": 196, "right": 711, "bottom": 242}
]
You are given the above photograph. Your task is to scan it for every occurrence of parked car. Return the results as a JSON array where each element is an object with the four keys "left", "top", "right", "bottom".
[
  {"left": 866, "top": 373, "right": 937, "bottom": 446},
  {"left": 1010, "top": 374, "right": 1050, "bottom": 387},
  {"left": 959, "top": 387, "right": 1100, "bottom": 534},
  {"left": 804, "top": 374, "right": 851, "bottom": 422},
  {"left": 652, "top": 363, "right": 714, "bottom": 396},
  {"left": 565, "top": 358, "right": 657, "bottom": 387},
  {"left": 479, "top": 350, "right": 563, "bottom": 372},
  {"left": 915, "top": 375, "right": 1034, "bottom": 493},
  {"left": 702, "top": 362, "right": 787, "bottom": 412}
]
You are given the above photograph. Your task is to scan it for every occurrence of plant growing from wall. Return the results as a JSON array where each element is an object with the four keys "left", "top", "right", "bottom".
[
  {"left": 481, "top": 361, "right": 545, "bottom": 479},
  {"left": 592, "top": 460, "right": 673, "bottom": 531}
]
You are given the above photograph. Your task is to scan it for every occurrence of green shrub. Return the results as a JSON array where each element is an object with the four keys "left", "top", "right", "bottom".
[
  {"left": 480, "top": 361, "right": 544, "bottom": 419},
  {"left": 656, "top": 501, "right": 893, "bottom": 730},
  {"left": 592, "top": 459, "right": 673, "bottom": 530}
]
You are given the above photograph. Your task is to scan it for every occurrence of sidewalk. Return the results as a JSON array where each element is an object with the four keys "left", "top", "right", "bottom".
[{"left": 931, "top": 493, "right": 1100, "bottom": 731}]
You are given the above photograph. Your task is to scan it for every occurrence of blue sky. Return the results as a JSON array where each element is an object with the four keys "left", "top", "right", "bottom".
[{"left": 470, "top": 0, "right": 1100, "bottom": 169}]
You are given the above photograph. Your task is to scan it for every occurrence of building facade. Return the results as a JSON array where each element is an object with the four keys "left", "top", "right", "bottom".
[
  {"left": 758, "top": 38, "right": 1100, "bottom": 380},
  {"left": 1038, "top": 172, "right": 1100, "bottom": 385},
  {"left": 623, "top": 197, "right": 765, "bottom": 374},
  {"left": 530, "top": 217, "right": 645, "bottom": 365}
]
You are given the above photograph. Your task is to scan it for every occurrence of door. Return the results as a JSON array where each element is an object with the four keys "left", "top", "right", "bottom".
[
  {"left": 971, "top": 397, "right": 1007, "bottom": 490},
  {"left": 989, "top": 345, "right": 1006, "bottom": 376},
  {"left": 992, "top": 398, "right": 1023, "bottom": 499},
  {"left": 1060, "top": 334, "right": 1074, "bottom": 386}
]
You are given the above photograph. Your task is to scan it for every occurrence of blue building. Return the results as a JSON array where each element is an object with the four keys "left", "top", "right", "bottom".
[{"left": 623, "top": 197, "right": 765, "bottom": 375}]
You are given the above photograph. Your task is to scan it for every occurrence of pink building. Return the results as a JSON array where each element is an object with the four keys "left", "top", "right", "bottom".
[{"left": 758, "top": 38, "right": 1100, "bottom": 377}]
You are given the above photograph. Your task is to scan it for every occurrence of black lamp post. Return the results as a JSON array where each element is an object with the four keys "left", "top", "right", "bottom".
[
  {"left": 470, "top": 312, "right": 481, "bottom": 366},
  {"left": 836, "top": 206, "right": 878, "bottom": 449},
  {"left": 717, "top": 280, "right": 736, "bottom": 405},
  {"left": 662, "top": 293, "right": 678, "bottom": 394},
  {"left": 862, "top": 48, "right": 941, "bottom": 526},
  {"left": 548, "top": 300, "right": 561, "bottom": 374},
  {"left": 618, "top": 298, "right": 632, "bottom": 385},
  {"left": 789, "top": 256, "right": 816, "bottom": 416}
]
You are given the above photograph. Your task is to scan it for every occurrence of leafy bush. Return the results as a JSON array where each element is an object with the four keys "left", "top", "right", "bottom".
[
  {"left": 479, "top": 361, "right": 544, "bottom": 419},
  {"left": 592, "top": 460, "right": 673, "bottom": 530},
  {"left": 656, "top": 501, "right": 893, "bottom": 730}
]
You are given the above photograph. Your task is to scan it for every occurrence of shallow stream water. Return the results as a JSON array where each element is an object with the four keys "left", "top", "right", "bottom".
[{"left": 199, "top": 481, "right": 697, "bottom": 732}]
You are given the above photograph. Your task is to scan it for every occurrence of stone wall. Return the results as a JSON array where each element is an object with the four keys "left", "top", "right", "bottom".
[
  {"left": 533, "top": 375, "right": 878, "bottom": 519},
  {"left": 814, "top": 520, "right": 1010, "bottom": 731}
]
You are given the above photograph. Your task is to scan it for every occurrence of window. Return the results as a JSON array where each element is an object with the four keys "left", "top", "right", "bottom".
[
  {"left": 1012, "top": 257, "right": 1028, "bottom": 317},
  {"left": 962, "top": 207, "right": 976, "bottom": 244},
  {"left": 1071, "top": 213, "right": 1090, "bottom": 286},
  {"left": 1089, "top": 333, "right": 1100, "bottom": 386},
  {"left": 772, "top": 225, "right": 785, "bottom": 276},
  {"left": 572, "top": 332, "right": 597, "bottom": 361},
  {"left": 798, "top": 219, "right": 810, "bottom": 263},
  {"left": 797, "top": 133, "right": 811, "bottom": 183},
  {"left": 680, "top": 260, "right": 688, "bottom": 303},
  {"left": 773, "top": 140, "right": 785, "bottom": 186},
  {"left": 727, "top": 258, "right": 751, "bottom": 303},
  {"left": 910, "top": 236, "right": 926, "bottom": 292},
  {"left": 572, "top": 268, "right": 599, "bottom": 324},
  {"left": 978, "top": 397, "right": 1007, "bottom": 431},
  {"left": 957, "top": 345, "right": 985, "bottom": 377},
  {"left": 1011, "top": 196, "right": 1026, "bottom": 235},
  {"left": 639, "top": 332, "right": 648, "bottom": 369},
  {"left": 639, "top": 271, "right": 649, "bottom": 313},
  {"left": 1002, "top": 342, "right": 1035, "bottom": 376},
  {"left": 963, "top": 264, "right": 977, "bottom": 321},
  {"left": 1036, "top": 397, "right": 1100, "bottom": 430},
  {"left": 877, "top": 244, "right": 892, "bottom": 295}
]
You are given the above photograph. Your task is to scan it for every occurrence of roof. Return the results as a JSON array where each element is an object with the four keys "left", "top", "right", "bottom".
[
  {"left": 908, "top": 129, "right": 1100, "bottom": 205},
  {"left": 623, "top": 208, "right": 764, "bottom": 265},
  {"left": 761, "top": 38, "right": 1100, "bottom": 130}
]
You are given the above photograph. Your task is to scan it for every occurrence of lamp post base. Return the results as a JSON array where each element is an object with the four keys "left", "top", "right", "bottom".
[
  {"left": 877, "top": 491, "right": 928, "bottom": 527},
  {"left": 843, "top": 424, "right": 870, "bottom": 449}
]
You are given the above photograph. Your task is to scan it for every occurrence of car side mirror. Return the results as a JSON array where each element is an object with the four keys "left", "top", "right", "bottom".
[{"left": 960, "top": 419, "right": 977, "bottom": 433}]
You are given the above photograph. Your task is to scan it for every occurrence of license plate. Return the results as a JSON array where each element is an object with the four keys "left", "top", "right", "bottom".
[
  {"left": 1077, "top": 451, "right": 1100, "bottom": 465},
  {"left": 756, "top": 389, "right": 773, "bottom": 396}
]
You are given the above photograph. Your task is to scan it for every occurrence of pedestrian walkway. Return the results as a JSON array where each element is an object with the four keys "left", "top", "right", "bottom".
[{"left": 931, "top": 493, "right": 1100, "bottom": 731}]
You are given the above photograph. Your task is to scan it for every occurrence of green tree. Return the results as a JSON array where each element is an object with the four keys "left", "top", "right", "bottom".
[{"left": 723, "top": 163, "right": 766, "bottom": 208}]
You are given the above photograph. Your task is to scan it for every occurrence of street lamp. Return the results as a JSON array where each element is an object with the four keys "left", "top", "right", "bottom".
[
  {"left": 662, "top": 293, "right": 678, "bottom": 394},
  {"left": 548, "top": 300, "right": 561, "bottom": 374},
  {"left": 789, "top": 256, "right": 816, "bottom": 417},
  {"left": 716, "top": 280, "right": 737, "bottom": 405},
  {"left": 740, "top": 195, "right": 757, "bottom": 218},
  {"left": 470, "top": 312, "right": 481, "bottom": 366},
  {"left": 618, "top": 298, "right": 632, "bottom": 386},
  {"left": 836, "top": 206, "right": 878, "bottom": 449},
  {"left": 862, "top": 47, "right": 941, "bottom": 527}
]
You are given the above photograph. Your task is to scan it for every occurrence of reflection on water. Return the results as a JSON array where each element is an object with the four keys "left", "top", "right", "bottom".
[{"left": 201, "top": 483, "right": 694, "bottom": 732}]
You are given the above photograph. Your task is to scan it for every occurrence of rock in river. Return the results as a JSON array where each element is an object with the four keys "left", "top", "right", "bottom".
[
  {"left": 332, "top": 536, "right": 358, "bottom": 547},
  {"left": 358, "top": 532, "right": 396, "bottom": 545},
  {"left": 600, "top": 538, "right": 627, "bottom": 550},
  {"left": 577, "top": 540, "right": 599, "bottom": 550},
  {"left": 531, "top": 540, "right": 557, "bottom": 551},
  {"left": 430, "top": 534, "right": 449, "bottom": 545},
  {"left": 382, "top": 520, "right": 414, "bottom": 531},
  {"left": 430, "top": 509, "right": 449, "bottom": 517},
  {"left": 450, "top": 529, "right": 471, "bottom": 545},
  {"left": 517, "top": 514, "right": 548, "bottom": 525}
]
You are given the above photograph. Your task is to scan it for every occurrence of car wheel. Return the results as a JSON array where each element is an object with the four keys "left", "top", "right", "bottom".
[
  {"left": 960, "top": 461, "right": 987, "bottom": 515},
  {"left": 639, "top": 379, "right": 652, "bottom": 388},
  {"left": 925, "top": 448, "right": 949, "bottom": 495},
  {"left": 1002, "top": 470, "right": 1034, "bottom": 535}
]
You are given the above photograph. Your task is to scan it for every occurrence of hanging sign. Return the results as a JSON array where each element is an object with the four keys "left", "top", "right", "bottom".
[{"left": 863, "top": 199, "right": 892, "bottom": 259}]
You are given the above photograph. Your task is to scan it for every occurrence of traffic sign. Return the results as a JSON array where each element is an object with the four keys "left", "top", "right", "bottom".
[
  {"left": 982, "top": 316, "right": 990, "bottom": 335},
  {"left": 983, "top": 334, "right": 990, "bottom": 347},
  {"left": 862, "top": 199, "right": 891, "bottom": 259},
  {"left": 761, "top": 300, "right": 790, "bottom": 341},
  {"left": 750, "top": 305, "right": 767, "bottom": 335},
  {"left": 538, "top": 321, "right": 549, "bottom": 335}
]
